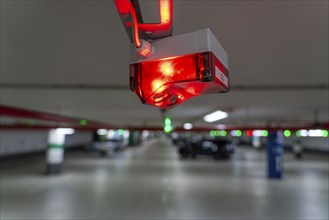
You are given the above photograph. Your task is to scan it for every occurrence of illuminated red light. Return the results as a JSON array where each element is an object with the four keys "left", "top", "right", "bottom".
[
  {"left": 246, "top": 130, "right": 253, "bottom": 137},
  {"left": 137, "top": 0, "right": 173, "bottom": 33},
  {"left": 114, "top": 0, "right": 173, "bottom": 40},
  {"left": 160, "top": 0, "right": 171, "bottom": 24},
  {"left": 152, "top": 80, "right": 166, "bottom": 93},
  {"left": 160, "top": 61, "right": 174, "bottom": 76},
  {"left": 130, "top": 52, "right": 229, "bottom": 109}
]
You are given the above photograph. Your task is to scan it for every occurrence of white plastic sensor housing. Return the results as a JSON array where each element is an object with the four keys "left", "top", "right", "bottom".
[
  {"left": 130, "top": 28, "right": 228, "bottom": 68},
  {"left": 129, "top": 28, "right": 229, "bottom": 109}
]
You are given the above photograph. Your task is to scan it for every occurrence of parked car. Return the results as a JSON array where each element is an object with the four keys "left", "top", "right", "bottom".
[
  {"left": 174, "top": 137, "right": 233, "bottom": 160},
  {"left": 96, "top": 138, "right": 126, "bottom": 156}
]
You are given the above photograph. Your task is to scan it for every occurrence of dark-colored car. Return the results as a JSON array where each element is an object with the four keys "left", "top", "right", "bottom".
[{"left": 174, "top": 137, "right": 233, "bottom": 160}]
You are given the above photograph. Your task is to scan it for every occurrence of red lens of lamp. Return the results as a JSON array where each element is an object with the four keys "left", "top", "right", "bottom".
[
  {"left": 130, "top": 52, "right": 229, "bottom": 109},
  {"left": 141, "top": 54, "right": 197, "bottom": 100}
]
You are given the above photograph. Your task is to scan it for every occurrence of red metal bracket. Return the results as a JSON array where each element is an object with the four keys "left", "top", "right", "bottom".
[{"left": 114, "top": 0, "right": 173, "bottom": 41}]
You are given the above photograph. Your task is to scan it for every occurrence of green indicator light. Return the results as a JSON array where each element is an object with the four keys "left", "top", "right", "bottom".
[
  {"left": 236, "top": 130, "right": 242, "bottom": 137},
  {"left": 79, "top": 119, "right": 88, "bottom": 126},
  {"left": 262, "top": 130, "right": 268, "bottom": 137},
  {"left": 164, "top": 115, "right": 173, "bottom": 133},
  {"left": 221, "top": 130, "right": 227, "bottom": 136},
  {"left": 284, "top": 130, "right": 291, "bottom": 137},
  {"left": 119, "top": 129, "right": 125, "bottom": 135},
  {"left": 165, "top": 118, "right": 171, "bottom": 125},
  {"left": 296, "top": 131, "right": 301, "bottom": 137},
  {"left": 210, "top": 130, "right": 215, "bottom": 137},
  {"left": 214, "top": 130, "right": 219, "bottom": 136},
  {"left": 323, "top": 130, "right": 328, "bottom": 138},
  {"left": 164, "top": 125, "right": 173, "bottom": 133}
]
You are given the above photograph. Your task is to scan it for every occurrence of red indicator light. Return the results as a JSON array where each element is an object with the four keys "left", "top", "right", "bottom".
[
  {"left": 152, "top": 80, "right": 162, "bottom": 90},
  {"left": 138, "top": 0, "right": 173, "bottom": 33},
  {"left": 160, "top": 61, "right": 174, "bottom": 76},
  {"left": 246, "top": 130, "right": 253, "bottom": 137},
  {"left": 160, "top": 0, "right": 171, "bottom": 24},
  {"left": 152, "top": 80, "right": 166, "bottom": 93},
  {"left": 130, "top": 52, "right": 229, "bottom": 109},
  {"left": 118, "top": 0, "right": 173, "bottom": 38}
]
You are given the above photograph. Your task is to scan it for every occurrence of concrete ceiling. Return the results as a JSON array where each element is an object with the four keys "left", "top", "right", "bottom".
[{"left": 1, "top": 0, "right": 328, "bottom": 127}]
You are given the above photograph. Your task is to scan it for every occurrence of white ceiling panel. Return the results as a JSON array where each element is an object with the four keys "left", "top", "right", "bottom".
[{"left": 1, "top": 0, "right": 328, "bottom": 127}]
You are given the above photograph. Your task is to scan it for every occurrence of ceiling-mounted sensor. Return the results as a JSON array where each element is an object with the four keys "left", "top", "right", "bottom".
[
  {"left": 114, "top": 1, "right": 229, "bottom": 109},
  {"left": 129, "top": 28, "right": 229, "bottom": 109}
]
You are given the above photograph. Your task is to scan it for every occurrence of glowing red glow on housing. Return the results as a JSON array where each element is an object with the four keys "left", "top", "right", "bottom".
[
  {"left": 130, "top": 52, "right": 229, "bottom": 109},
  {"left": 160, "top": 61, "right": 174, "bottom": 76},
  {"left": 246, "top": 130, "right": 253, "bottom": 137},
  {"left": 140, "top": 54, "right": 197, "bottom": 101},
  {"left": 124, "top": 0, "right": 173, "bottom": 34},
  {"left": 125, "top": 0, "right": 142, "bottom": 48},
  {"left": 160, "top": 0, "right": 171, "bottom": 24}
]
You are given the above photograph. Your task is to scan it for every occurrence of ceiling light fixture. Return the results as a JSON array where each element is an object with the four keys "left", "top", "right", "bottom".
[
  {"left": 56, "top": 128, "right": 75, "bottom": 135},
  {"left": 203, "top": 110, "right": 228, "bottom": 123},
  {"left": 97, "top": 129, "right": 108, "bottom": 136},
  {"left": 183, "top": 123, "right": 193, "bottom": 130}
]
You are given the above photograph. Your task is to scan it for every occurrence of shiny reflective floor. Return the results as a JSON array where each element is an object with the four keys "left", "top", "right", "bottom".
[{"left": 1, "top": 138, "right": 328, "bottom": 220}]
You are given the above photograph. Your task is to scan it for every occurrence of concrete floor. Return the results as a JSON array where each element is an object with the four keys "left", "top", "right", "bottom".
[{"left": 1, "top": 138, "right": 328, "bottom": 220}]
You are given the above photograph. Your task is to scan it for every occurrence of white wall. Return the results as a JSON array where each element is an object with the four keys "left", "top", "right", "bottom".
[
  {"left": 64, "top": 131, "right": 93, "bottom": 148},
  {"left": 232, "top": 134, "right": 328, "bottom": 152},
  {"left": 0, "top": 130, "right": 93, "bottom": 156},
  {"left": 300, "top": 137, "right": 329, "bottom": 151}
]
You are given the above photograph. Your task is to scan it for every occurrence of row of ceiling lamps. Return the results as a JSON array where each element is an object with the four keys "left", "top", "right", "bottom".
[{"left": 208, "top": 129, "right": 328, "bottom": 138}]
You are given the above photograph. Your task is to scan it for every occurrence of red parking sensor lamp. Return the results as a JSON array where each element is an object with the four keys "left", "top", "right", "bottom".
[{"left": 129, "top": 28, "right": 229, "bottom": 109}]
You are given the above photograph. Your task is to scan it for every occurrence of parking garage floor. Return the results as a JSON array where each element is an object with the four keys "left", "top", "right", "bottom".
[{"left": 1, "top": 138, "right": 328, "bottom": 220}]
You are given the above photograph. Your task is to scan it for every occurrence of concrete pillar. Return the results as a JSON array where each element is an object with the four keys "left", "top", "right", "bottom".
[
  {"left": 266, "top": 131, "right": 283, "bottom": 179},
  {"left": 292, "top": 139, "right": 303, "bottom": 160},
  {"left": 252, "top": 136, "right": 261, "bottom": 149},
  {"left": 46, "top": 128, "right": 73, "bottom": 174},
  {"left": 128, "top": 130, "right": 140, "bottom": 146}
]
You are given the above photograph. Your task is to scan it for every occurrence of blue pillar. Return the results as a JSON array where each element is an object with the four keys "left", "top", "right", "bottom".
[{"left": 266, "top": 131, "right": 283, "bottom": 179}]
